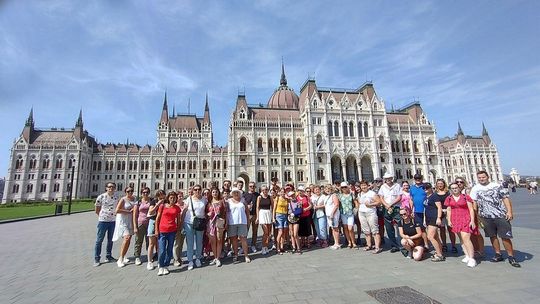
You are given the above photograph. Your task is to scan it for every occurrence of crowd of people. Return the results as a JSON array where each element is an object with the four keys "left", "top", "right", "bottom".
[{"left": 93, "top": 170, "right": 522, "bottom": 276}]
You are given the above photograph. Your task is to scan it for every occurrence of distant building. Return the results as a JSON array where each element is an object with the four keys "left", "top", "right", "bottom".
[
  {"left": 0, "top": 177, "right": 5, "bottom": 201},
  {"left": 509, "top": 168, "right": 520, "bottom": 184},
  {"left": 439, "top": 122, "right": 503, "bottom": 184},
  {"left": 2, "top": 64, "right": 503, "bottom": 203}
]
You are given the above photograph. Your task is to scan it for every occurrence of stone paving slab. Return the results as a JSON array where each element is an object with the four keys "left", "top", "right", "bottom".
[{"left": 0, "top": 189, "right": 538, "bottom": 304}]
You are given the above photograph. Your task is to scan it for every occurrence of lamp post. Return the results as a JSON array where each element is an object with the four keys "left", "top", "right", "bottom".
[{"left": 67, "top": 159, "right": 75, "bottom": 215}]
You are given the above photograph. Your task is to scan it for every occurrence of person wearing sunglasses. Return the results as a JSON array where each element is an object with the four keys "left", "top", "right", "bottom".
[
  {"left": 456, "top": 178, "right": 484, "bottom": 258},
  {"left": 146, "top": 190, "right": 166, "bottom": 270},
  {"left": 423, "top": 183, "right": 445, "bottom": 262},
  {"left": 398, "top": 208, "right": 424, "bottom": 261},
  {"left": 133, "top": 187, "right": 152, "bottom": 266},
  {"left": 244, "top": 182, "right": 260, "bottom": 253},
  {"left": 93, "top": 183, "right": 119, "bottom": 267},
  {"left": 181, "top": 184, "right": 208, "bottom": 270},
  {"left": 435, "top": 179, "right": 457, "bottom": 254},
  {"left": 113, "top": 187, "right": 137, "bottom": 268},
  {"left": 444, "top": 182, "right": 478, "bottom": 267}
]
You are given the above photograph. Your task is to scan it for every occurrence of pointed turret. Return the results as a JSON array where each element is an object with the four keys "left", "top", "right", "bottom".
[
  {"left": 160, "top": 91, "right": 169, "bottom": 124},
  {"left": 482, "top": 122, "right": 491, "bottom": 144},
  {"left": 74, "top": 109, "right": 85, "bottom": 139},
  {"left": 76, "top": 109, "right": 83, "bottom": 128},
  {"left": 203, "top": 92, "right": 210, "bottom": 124},
  {"left": 457, "top": 122, "right": 465, "bottom": 144},
  {"left": 22, "top": 107, "right": 35, "bottom": 141},
  {"left": 280, "top": 59, "right": 287, "bottom": 86},
  {"left": 457, "top": 122, "right": 464, "bottom": 136}
]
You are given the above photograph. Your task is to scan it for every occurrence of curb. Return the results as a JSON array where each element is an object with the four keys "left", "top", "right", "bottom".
[{"left": 0, "top": 209, "right": 94, "bottom": 224}]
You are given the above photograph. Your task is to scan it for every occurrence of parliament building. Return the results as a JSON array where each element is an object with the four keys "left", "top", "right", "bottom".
[{"left": 2, "top": 65, "right": 503, "bottom": 203}]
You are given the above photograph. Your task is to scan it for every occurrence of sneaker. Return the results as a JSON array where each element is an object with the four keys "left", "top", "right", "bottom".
[
  {"left": 117, "top": 260, "right": 125, "bottom": 268},
  {"left": 330, "top": 244, "right": 341, "bottom": 250},
  {"left": 157, "top": 268, "right": 164, "bottom": 276},
  {"left": 187, "top": 261, "right": 194, "bottom": 270},
  {"left": 245, "top": 256, "right": 252, "bottom": 263},
  {"left": 195, "top": 259, "right": 202, "bottom": 268},
  {"left": 147, "top": 262, "right": 154, "bottom": 270},
  {"left": 491, "top": 253, "right": 504, "bottom": 262},
  {"left": 251, "top": 246, "right": 257, "bottom": 253},
  {"left": 123, "top": 257, "right": 129, "bottom": 264},
  {"left": 431, "top": 255, "right": 445, "bottom": 262},
  {"left": 216, "top": 259, "right": 222, "bottom": 267},
  {"left": 227, "top": 250, "right": 233, "bottom": 257},
  {"left": 163, "top": 267, "right": 170, "bottom": 275},
  {"left": 462, "top": 256, "right": 470, "bottom": 263},
  {"left": 173, "top": 260, "right": 181, "bottom": 267},
  {"left": 400, "top": 248, "right": 409, "bottom": 257},
  {"left": 390, "top": 247, "right": 400, "bottom": 253},
  {"left": 93, "top": 260, "right": 100, "bottom": 267},
  {"left": 467, "top": 258, "right": 477, "bottom": 268},
  {"left": 105, "top": 256, "right": 116, "bottom": 263},
  {"left": 270, "top": 245, "right": 276, "bottom": 251},
  {"left": 209, "top": 259, "right": 217, "bottom": 266},
  {"left": 508, "top": 256, "right": 521, "bottom": 268},
  {"left": 135, "top": 258, "right": 142, "bottom": 266}
]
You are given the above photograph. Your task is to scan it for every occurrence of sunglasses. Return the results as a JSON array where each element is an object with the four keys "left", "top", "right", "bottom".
[
  {"left": 456, "top": 181, "right": 464, "bottom": 184},
  {"left": 142, "top": 191, "right": 149, "bottom": 194},
  {"left": 127, "top": 190, "right": 134, "bottom": 193},
  {"left": 399, "top": 213, "right": 408, "bottom": 216},
  {"left": 193, "top": 188, "right": 201, "bottom": 191},
  {"left": 450, "top": 187, "right": 459, "bottom": 190},
  {"left": 107, "top": 186, "right": 115, "bottom": 189}
]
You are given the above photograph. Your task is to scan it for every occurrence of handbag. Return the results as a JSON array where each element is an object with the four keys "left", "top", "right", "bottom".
[{"left": 190, "top": 197, "right": 207, "bottom": 231}]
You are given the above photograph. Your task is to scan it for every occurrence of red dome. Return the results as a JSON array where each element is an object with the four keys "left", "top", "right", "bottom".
[{"left": 267, "top": 86, "right": 299, "bottom": 109}]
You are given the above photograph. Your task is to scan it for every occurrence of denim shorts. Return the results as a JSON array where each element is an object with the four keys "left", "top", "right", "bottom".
[
  {"left": 275, "top": 213, "right": 289, "bottom": 229},
  {"left": 147, "top": 218, "right": 156, "bottom": 236},
  {"left": 341, "top": 213, "right": 355, "bottom": 226}
]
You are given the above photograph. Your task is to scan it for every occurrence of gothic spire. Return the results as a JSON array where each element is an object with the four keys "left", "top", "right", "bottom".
[
  {"left": 203, "top": 92, "right": 211, "bottom": 124},
  {"left": 25, "top": 107, "right": 34, "bottom": 127},
  {"left": 457, "top": 122, "right": 464, "bottom": 136},
  {"left": 76, "top": 109, "right": 83, "bottom": 127},
  {"left": 160, "top": 91, "right": 169, "bottom": 123},
  {"left": 482, "top": 122, "right": 489, "bottom": 136},
  {"left": 280, "top": 58, "right": 287, "bottom": 86}
]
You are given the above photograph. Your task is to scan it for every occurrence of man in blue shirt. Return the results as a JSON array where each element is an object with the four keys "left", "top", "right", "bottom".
[{"left": 409, "top": 174, "right": 429, "bottom": 248}]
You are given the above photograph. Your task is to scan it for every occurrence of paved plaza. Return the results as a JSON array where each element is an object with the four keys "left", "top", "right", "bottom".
[{"left": 0, "top": 189, "right": 539, "bottom": 304}]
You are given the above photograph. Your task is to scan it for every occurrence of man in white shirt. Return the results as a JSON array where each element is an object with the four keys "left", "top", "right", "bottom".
[
  {"left": 378, "top": 173, "right": 402, "bottom": 252},
  {"left": 94, "top": 183, "right": 119, "bottom": 266}
]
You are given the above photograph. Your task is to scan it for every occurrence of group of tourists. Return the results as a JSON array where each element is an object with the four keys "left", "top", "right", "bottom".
[{"left": 93, "top": 170, "right": 521, "bottom": 276}]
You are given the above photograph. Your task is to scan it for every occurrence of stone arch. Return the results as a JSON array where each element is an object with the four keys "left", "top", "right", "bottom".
[
  {"left": 360, "top": 155, "right": 374, "bottom": 182},
  {"left": 237, "top": 172, "right": 250, "bottom": 188},
  {"left": 331, "top": 155, "right": 343, "bottom": 182},
  {"left": 345, "top": 155, "right": 359, "bottom": 183}
]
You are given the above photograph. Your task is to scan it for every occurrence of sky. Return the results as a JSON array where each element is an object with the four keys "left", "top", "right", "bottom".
[{"left": 0, "top": 0, "right": 539, "bottom": 176}]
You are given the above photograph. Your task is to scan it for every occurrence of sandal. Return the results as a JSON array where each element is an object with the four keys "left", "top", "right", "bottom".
[
  {"left": 364, "top": 246, "right": 374, "bottom": 251},
  {"left": 431, "top": 255, "right": 445, "bottom": 262},
  {"left": 373, "top": 248, "right": 382, "bottom": 254},
  {"left": 508, "top": 256, "right": 521, "bottom": 268},
  {"left": 491, "top": 253, "right": 504, "bottom": 262}
]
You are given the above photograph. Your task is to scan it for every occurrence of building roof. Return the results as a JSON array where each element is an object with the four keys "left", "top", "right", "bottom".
[
  {"left": 250, "top": 107, "right": 300, "bottom": 120},
  {"left": 169, "top": 115, "right": 202, "bottom": 131}
]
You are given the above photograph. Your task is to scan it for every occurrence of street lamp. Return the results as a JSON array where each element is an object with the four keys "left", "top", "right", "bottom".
[{"left": 67, "top": 159, "right": 75, "bottom": 215}]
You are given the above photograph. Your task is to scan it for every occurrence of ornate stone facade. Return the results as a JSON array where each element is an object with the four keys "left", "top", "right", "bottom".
[{"left": 2, "top": 65, "right": 503, "bottom": 203}]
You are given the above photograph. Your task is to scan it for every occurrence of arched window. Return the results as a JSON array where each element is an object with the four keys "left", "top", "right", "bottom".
[
  {"left": 181, "top": 141, "right": 188, "bottom": 152},
  {"left": 343, "top": 121, "right": 348, "bottom": 137},
  {"left": 363, "top": 122, "right": 369, "bottom": 137},
  {"left": 296, "top": 139, "right": 301, "bottom": 152},
  {"left": 358, "top": 121, "right": 363, "bottom": 137},
  {"left": 239, "top": 137, "right": 247, "bottom": 152},
  {"left": 413, "top": 140, "right": 419, "bottom": 153},
  {"left": 191, "top": 141, "right": 198, "bottom": 152},
  {"left": 155, "top": 160, "right": 161, "bottom": 170},
  {"left": 203, "top": 160, "right": 208, "bottom": 170},
  {"left": 268, "top": 138, "right": 273, "bottom": 152},
  {"left": 427, "top": 139, "right": 433, "bottom": 152},
  {"left": 257, "top": 138, "right": 263, "bottom": 152},
  {"left": 273, "top": 139, "right": 279, "bottom": 152},
  {"left": 334, "top": 121, "right": 339, "bottom": 137},
  {"left": 286, "top": 139, "right": 291, "bottom": 152},
  {"left": 297, "top": 170, "right": 304, "bottom": 181},
  {"left": 281, "top": 139, "right": 286, "bottom": 151},
  {"left": 349, "top": 122, "right": 354, "bottom": 137},
  {"left": 328, "top": 121, "right": 333, "bottom": 136}
]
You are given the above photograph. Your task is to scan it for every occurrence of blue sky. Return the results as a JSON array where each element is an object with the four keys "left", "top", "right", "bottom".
[{"left": 0, "top": 0, "right": 539, "bottom": 176}]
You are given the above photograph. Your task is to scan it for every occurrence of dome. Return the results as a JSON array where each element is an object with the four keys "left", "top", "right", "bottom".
[
  {"left": 267, "top": 86, "right": 299, "bottom": 109},
  {"left": 266, "top": 62, "right": 299, "bottom": 109}
]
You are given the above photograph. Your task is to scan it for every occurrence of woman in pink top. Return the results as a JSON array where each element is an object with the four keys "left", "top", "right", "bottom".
[
  {"left": 296, "top": 186, "right": 313, "bottom": 250},
  {"left": 400, "top": 181, "right": 413, "bottom": 210},
  {"left": 445, "top": 182, "right": 478, "bottom": 268},
  {"left": 133, "top": 187, "right": 151, "bottom": 266},
  {"left": 206, "top": 187, "right": 226, "bottom": 267}
]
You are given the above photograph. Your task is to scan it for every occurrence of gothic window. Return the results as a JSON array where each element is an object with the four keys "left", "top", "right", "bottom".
[
  {"left": 203, "top": 160, "right": 208, "bottom": 170},
  {"left": 363, "top": 122, "right": 369, "bottom": 137},
  {"left": 358, "top": 122, "right": 363, "bottom": 137},
  {"left": 334, "top": 121, "right": 339, "bottom": 137},
  {"left": 53, "top": 183, "right": 60, "bottom": 192},
  {"left": 239, "top": 108, "right": 246, "bottom": 119},
  {"left": 258, "top": 138, "right": 263, "bottom": 153},
  {"left": 257, "top": 171, "right": 266, "bottom": 183},
  {"left": 281, "top": 139, "right": 286, "bottom": 152},
  {"left": 15, "top": 155, "right": 24, "bottom": 170},
  {"left": 181, "top": 141, "right": 188, "bottom": 152},
  {"left": 286, "top": 139, "right": 291, "bottom": 152},
  {"left": 296, "top": 139, "right": 301, "bottom": 152},
  {"left": 55, "top": 158, "right": 63, "bottom": 169},
  {"left": 427, "top": 139, "right": 433, "bottom": 152},
  {"left": 328, "top": 121, "right": 333, "bottom": 136},
  {"left": 413, "top": 140, "right": 419, "bottom": 153},
  {"left": 343, "top": 121, "right": 348, "bottom": 137},
  {"left": 26, "top": 183, "right": 33, "bottom": 193},
  {"left": 239, "top": 137, "right": 247, "bottom": 152},
  {"left": 317, "top": 169, "right": 325, "bottom": 181},
  {"left": 155, "top": 160, "right": 161, "bottom": 170},
  {"left": 349, "top": 122, "right": 354, "bottom": 137},
  {"left": 297, "top": 170, "right": 304, "bottom": 181},
  {"left": 12, "top": 184, "right": 19, "bottom": 193},
  {"left": 283, "top": 170, "right": 292, "bottom": 182},
  {"left": 273, "top": 139, "right": 279, "bottom": 152}
]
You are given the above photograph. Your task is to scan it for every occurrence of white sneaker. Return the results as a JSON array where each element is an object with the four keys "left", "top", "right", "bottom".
[
  {"left": 173, "top": 260, "right": 181, "bottom": 267},
  {"left": 187, "top": 261, "right": 194, "bottom": 270},
  {"left": 123, "top": 257, "right": 129, "bottom": 264},
  {"left": 330, "top": 245, "right": 341, "bottom": 250},
  {"left": 270, "top": 245, "right": 276, "bottom": 251},
  {"left": 261, "top": 247, "right": 267, "bottom": 255},
  {"left": 209, "top": 259, "right": 217, "bottom": 266},
  {"left": 251, "top": 246, "right": 257, "bottom": 253},
  {"left": 216, "top": 259, "right": 222, "bottom": 267},
  {"left": 163, "top": 267, "right": 170, "bottom": 275},
  {"left": 227, "top": 250, "right": 233, "bottom": 257},
  {"left": 117, "top": 260, "right": 125, "bottom": 268},
  {"left": 467, "top": 259, "right": 477, "bottom": 268},
  {"left": 195, "top": 259, "right": 202, "bottom": 268},
  {"left": 157, "top": 268, "right": 164, "bottom": 276},
  {"left": 462, "top": 256, "right": 470, "bottom": 263},
  {"left": 135, "top": 258, "right": 142, "bottom": 266},
  {"left": 147, "top": 262, "right": 154, "bottom": 270}
]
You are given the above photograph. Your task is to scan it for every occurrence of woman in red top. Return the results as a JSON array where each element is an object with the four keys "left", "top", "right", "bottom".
[
  {"left": 445, "top": 182, "right": 478, "bottom": 268},
  {"left": 155, "top": 191, "right": 181, "bottom": 276},
  {"left": 296, "top": 187, "right": 313, "bottom": 250}
]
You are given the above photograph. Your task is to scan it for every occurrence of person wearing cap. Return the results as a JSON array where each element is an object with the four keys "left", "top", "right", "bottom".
[
  {"left": 324, "top": 184, "right": 341, "bottom": 249},
  {"left": 423, "top": 183, "right": 445, "bottom": 262},
  {"left": 335, "top": 182, "right": 357, "bottom": 249},
  {"left": 226, "top": 187, "right": 251, "bottom": 263},
  {"left": 410, "top": 174, "right": 429, "bottom": 249},
  {"left": 296, "top": 186, "right": 313, "bottom": 250},
  {"left": 378, "top": 173, "right": 402, "bottom": 252}
]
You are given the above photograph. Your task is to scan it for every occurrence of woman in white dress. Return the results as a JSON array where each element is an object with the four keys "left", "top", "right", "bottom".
[{"left": 113, "top": 187, "right": 137, "bottom": 267}]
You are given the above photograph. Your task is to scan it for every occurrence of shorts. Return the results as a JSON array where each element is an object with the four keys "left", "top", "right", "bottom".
[
  {"left": 327, "top": 213, "right": 340, "bottom": 228},
  {"left": 275, "top": 213, "right": 289, "bottom": 229},
  {"left": 340, "top": 213, "right": 355, "bottom": 226},
  {"left": 480, "top": 217, "right": 513, "bottom": 239},
  {"left": 147, "top": 219, "right": 156, "bottom": 236},
  {"left": 414, "top": 213, "right": 426, "bottom": 230},
  {"left": 426, "top": 216, "right": 438, "bottom": 227},
  {"left": 227, "top": 224, "right": 248, "bottom": 237},
  {"left": 358, "top": 211, "right": 379, "bottom": 234}
]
